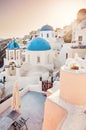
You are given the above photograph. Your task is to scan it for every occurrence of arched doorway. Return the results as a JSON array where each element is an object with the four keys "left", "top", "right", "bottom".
[{"left": 9, "top": 62, "right": 16, "bottom": 76}]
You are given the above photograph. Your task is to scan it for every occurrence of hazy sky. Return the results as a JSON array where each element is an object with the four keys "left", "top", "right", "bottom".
[{"left": 0, "top": 0, "right": 86, "bottom": 38}]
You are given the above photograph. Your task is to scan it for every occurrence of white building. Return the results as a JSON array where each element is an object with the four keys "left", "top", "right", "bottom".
[
  {"left": 39, "top": 25, "right": 58, "bottom": 49},
  {"left": 58, "top": 20, "right": 86, "bottom": 65},
  {"left": 5, "top": 40, "right": 22, "bottom": 66},
  {"left": 4, "top": 40, "right": 22, "bottom": 77},
  {"left": 25, "top": 37, "right": 54, "bottom": 70},
  {"left": 4, "top": 37, "right": 60, "bottom": 81},
  {"left": 72, "top": 20, "right": 86, "bottom": 45}
]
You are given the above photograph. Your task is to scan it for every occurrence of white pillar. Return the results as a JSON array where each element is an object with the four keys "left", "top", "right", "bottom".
[
  {"left": 17, "top": 51, "right": 21, "bottom": 65},
  {"left": 13, "top": 50, "right": 16, "bottom": 60},
  {"left": 6, "top": 50, "right": 8, "bottom": 59},
  {"left": 13, "top": 51, "right": 15, "bottom": 60},
  {"left": 18, "top": 51, "right": 20, "bottom": 59},
  {"left": 9, "top": 51, "right": 11, "bottom": 60}
]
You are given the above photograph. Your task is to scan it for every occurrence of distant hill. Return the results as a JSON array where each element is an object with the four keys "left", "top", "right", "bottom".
[{"left": 0, "top": 39, "right": 11, "bottom": 67}]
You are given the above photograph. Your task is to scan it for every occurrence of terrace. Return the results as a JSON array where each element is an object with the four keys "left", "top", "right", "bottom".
[{"left": 0, "top": 91, "right": 46, "bottom": 130}]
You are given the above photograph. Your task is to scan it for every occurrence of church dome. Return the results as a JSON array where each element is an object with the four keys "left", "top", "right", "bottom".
[
  {"left": 27, "top": 37, "right": 51, "bottom": 51},
  {"left": 40, "top": 25, "right": 53, "bottom": 31},
  {"left": 7, "top": 40, "right": 20, "bottom": 50}
]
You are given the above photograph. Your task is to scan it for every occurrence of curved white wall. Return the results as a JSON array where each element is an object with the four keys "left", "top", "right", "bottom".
[{"left": 27, "top": 50, "right": 52, "bottom": 65}]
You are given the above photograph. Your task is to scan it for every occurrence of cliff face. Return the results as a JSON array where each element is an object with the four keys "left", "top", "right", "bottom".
[
  {"left": 77, "top": 8, "right": 86, "bottom": 22},
  {"left": 0, "top": 46, "right": 6, "bottom": 68},
  {"left": 0, "top": 39, "right": 10, "bottom": 68}
]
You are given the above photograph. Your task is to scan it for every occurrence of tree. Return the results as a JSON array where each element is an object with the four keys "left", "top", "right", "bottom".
[
  {"left": 63, "top": 25, "right": 72, "bottom": 43},
  {"left": 63, "top": 31, "right": 72, "bottom": 43}
]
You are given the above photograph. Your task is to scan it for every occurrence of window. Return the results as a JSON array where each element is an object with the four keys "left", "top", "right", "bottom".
[
  {"left": 41, "top": 33, "right": 43, "bottom": 37},
  {"left": 78, "top": 36, "right": 82, "bottom": 41},
  {"left": 10, "top": 51, "right": 13, "bottom": 59},
  {"left": 66, "top": 53, "right": 68, "bottom": 59},
  {"left": 37, "top": 56, "right": 40, "bottom": 63},
  {"left": 47, "top": 33, "right": 49, "bottom": 38},
  {"left": 16, "top": 51, "right": 19, "bottom": 59}
]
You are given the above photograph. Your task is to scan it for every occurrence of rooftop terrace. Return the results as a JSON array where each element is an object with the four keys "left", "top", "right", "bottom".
[{"left": 0, "top": 91, "right": 46, "bottom": 130}]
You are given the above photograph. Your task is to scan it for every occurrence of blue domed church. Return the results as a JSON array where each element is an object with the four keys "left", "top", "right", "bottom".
[
  {"left": 4, "top": 39, "right": 22, "bottom": 76},
  {"left": 26, "top": 37, "right": 53, "bottom": 69},
  {"left": 4, "top": 37, "right": 54, "bottom": 77},
  {"left": 39, "top": 25, "right": 57, "bottom": 48}
]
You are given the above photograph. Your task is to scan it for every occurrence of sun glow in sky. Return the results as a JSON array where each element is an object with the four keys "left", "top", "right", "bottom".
[{"left": 0, "top": 0, "right": 86, "bottom": 38}]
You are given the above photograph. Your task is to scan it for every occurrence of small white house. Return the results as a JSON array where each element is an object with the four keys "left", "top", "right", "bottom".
[{"left": 72, "top": 20, "right": 86, "bottom": 45}]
